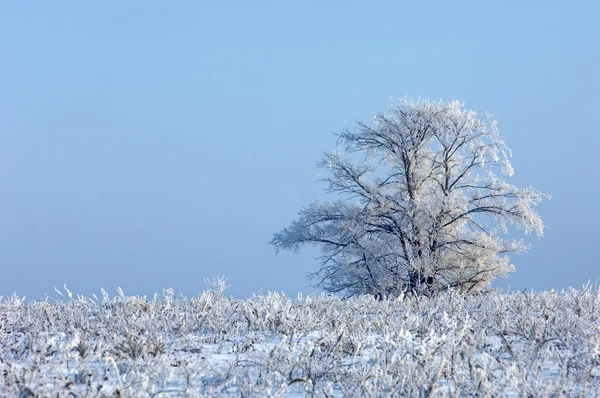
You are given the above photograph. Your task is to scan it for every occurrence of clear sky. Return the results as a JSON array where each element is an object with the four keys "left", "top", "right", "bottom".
[{"left": 1, "top": 1, "right": 598, "bottom": 299}]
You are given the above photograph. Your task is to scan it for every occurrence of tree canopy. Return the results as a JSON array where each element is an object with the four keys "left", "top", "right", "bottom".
[{"left": 271, "top": 98, "right": 547, "bottom": 297}]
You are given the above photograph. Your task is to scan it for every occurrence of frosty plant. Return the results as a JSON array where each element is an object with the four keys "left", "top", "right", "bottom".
[{"left": 271, "top": 98, "right": 547, "bottom": 297}]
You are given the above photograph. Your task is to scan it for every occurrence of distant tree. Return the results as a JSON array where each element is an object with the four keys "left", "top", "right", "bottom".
[{"left": 271, "top": 98, "right": 547, "bottom": 297}]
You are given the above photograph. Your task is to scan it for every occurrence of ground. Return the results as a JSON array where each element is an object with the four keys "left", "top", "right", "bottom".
[{"left": 1, "top": 284, "right": 599, "bottom": 397}]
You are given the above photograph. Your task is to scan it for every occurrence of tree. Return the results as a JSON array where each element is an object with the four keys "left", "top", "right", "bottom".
[{"left": 271, "top": 98, "right": 547, "bottom": 297}]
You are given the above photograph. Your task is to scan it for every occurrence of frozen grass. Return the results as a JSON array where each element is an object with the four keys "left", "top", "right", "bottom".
[{"left": 1, "top": 280, "right": 600, "bottom": 397}]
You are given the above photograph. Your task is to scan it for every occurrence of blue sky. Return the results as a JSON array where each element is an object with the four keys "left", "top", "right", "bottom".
[{"left": 1, "top": 1, "right": 598, "bottom": 299}]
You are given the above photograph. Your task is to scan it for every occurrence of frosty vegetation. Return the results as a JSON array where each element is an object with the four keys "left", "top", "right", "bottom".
[
  {"left": 2, "top": 280, "right": 599, "bottom": 397},
  {"left": 272, "top": 98, "right": 547, "bottom": 297}
]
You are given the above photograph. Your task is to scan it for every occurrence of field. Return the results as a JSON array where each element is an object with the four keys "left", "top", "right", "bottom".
[{"left": 1, "top": 281, "right": 600, "bottom": 397}]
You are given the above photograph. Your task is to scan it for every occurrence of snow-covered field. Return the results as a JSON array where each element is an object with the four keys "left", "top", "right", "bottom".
[{"left": 2, "top": 281, "right": 600, "bottom": 397}]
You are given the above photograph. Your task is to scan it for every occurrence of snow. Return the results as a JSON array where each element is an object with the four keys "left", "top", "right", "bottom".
[{"left": 1, "top": 286, "right": 599, "bottom": 396}]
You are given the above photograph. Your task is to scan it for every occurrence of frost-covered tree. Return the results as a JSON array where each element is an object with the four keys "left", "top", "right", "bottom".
[{"left": 271, "top": 98, "right": 547, "bottom": 297}]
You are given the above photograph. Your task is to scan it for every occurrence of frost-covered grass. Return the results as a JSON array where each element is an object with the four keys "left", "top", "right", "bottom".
[{"left": 2, "top": 281, "right": 600, "bottom": 397}]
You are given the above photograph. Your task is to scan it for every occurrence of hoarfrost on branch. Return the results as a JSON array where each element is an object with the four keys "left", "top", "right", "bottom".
[{"left": 272, "top": 98, "right": 547, "bottom": 297}]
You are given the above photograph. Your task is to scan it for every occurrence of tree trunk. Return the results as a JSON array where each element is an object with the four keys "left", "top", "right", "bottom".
[{"left": 408, "top": 270, "right": 434, "bottom": 293}]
